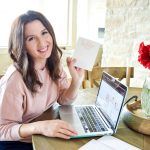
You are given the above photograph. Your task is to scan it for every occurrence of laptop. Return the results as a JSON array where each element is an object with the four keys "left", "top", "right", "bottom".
[{"left": 59, "top": 72, "right": 128, "bottom": 138}]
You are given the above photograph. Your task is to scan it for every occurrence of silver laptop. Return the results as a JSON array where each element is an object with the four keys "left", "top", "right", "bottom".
[{"left": 59, "top": 72, "right": 128, "bottom": 138}]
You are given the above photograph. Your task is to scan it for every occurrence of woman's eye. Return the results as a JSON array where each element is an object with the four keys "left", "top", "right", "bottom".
[
  {"left": 28, "top": 37, "right": 34, "bottom": 41},
  {"left": 42, "top": 31, "right": 48, "bottom": 35}
]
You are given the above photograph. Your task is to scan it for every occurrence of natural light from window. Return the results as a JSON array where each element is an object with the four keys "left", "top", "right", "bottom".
[
  {"left": 77, "top": 0, "right": 106, "bottom": 43},
  {"left": 0, "top": 0, "right": 70, "bottom": 48}
]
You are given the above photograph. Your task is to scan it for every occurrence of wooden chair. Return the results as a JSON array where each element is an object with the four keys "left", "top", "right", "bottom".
[
  {"left": 88, "top": 66, "right": 134, "bottom": 88},
  {"left": 82, "top": 46, "right": 134, "bottom": 88},
  {"left": 61, "top": 48, "right": 134, "bottom": 88}
]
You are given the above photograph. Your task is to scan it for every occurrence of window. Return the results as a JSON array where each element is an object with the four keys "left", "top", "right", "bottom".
[
  {"left": 0, "top": 0, "right": 72, "bottom": 48},
  {"left": 77, "top": 0, "right": 106, "bottom": 43}
]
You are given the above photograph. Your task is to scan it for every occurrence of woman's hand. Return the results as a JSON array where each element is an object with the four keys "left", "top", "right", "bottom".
[
  {"left": 36, "top": 120, "right": 77, "bottom": 139},
  {"left": 67, "top": 57, "right": 85, "bottom": 83},
  {"left": 56, "top": 57, "right": 85, "bottom": 105}
]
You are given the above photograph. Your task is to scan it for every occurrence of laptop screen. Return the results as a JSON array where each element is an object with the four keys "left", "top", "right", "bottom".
[{"left": 96, "top": 72, "right": 127, "bottom": 130}]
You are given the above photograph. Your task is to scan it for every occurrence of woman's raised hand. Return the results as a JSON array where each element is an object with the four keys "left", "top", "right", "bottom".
[{"left": 66, "top": 57, "right": 85, "bottom": 83}]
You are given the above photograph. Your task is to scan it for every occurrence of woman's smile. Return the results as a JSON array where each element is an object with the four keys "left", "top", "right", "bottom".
[{"left": 37, "top": 45, "right": 49, "bottom": 52}]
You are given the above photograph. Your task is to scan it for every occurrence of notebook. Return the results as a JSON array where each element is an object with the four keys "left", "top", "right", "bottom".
[{"left": 59, "top": 72, "right": 128, "bottom": 138}]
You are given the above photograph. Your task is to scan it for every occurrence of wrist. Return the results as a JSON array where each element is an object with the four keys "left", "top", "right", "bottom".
[
  {"left": 19, "top": 122, "right": 41, "bottom": 138},
  {"left": 71, "top": 78, "right": 83, "bottom": 86},
  {"left": 71, "top": 80, "right": 81, "bottom": 89},
  {"left": 32, "top": 121, "right": 42, "bottom": 135}
]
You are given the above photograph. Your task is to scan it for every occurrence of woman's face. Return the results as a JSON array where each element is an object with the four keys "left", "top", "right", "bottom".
[{"left": 24, "top": 20, "right": 53, "bottom": 64}]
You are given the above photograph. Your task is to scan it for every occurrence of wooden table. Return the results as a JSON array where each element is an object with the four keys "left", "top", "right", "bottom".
[{"left": 32, "top": 87, "right": 150, "bottom": 150}]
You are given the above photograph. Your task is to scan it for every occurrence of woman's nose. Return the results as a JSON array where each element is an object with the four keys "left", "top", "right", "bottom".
[{"left": 38, "top": 37, "right": 45, "bottom": 47}]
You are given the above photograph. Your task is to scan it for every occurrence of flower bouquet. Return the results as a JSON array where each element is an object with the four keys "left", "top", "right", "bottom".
[{"left": 138, "top": 42, "right": 150, "bottom": 118}]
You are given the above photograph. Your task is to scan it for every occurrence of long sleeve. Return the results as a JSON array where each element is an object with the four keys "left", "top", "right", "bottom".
[
  {"left": 0, "top": 67, "right": 67, "bottom": 142},
  {"left": 0, "top": 72, "right": 24, "bottom": 141}
]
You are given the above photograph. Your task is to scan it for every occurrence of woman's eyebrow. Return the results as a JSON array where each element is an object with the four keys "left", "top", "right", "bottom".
[{"left": 41, "top": 28, "right": 47, "bottom": 32}]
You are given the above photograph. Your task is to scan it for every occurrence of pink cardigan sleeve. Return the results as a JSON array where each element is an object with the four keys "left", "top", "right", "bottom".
[{"left": 0, "top": 72, "right": 24, "bottom": 141}]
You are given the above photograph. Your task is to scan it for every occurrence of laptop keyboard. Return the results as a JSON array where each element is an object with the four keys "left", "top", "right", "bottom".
[{"left": 75, "top": 106, "right": 108, "bottom": 133}]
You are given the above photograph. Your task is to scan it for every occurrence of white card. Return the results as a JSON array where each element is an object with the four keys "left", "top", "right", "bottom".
[{"left": 73, "top": 37, "right": 101, "bottom": 71}]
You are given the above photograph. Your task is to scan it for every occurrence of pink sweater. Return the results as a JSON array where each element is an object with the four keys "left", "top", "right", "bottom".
[{"left": 0, "top": 67, "right": 71, "bottom": 141}]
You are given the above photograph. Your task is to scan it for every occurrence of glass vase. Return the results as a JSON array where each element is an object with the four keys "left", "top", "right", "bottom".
[{"left": 141, "top": 75, "right": 150, "bottom": 118}]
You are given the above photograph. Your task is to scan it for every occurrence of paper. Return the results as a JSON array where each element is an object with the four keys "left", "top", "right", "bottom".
[
  {"left": 78, "top": 136, "right": 141, "bottom": 150},
  {"left": 73, "top": 37, "right": 101, "bottom": 71},
  {"left": 79, "top": 139, "right": 113, "bottom": 150},
  {"left": 97, "top": 136, "right": 141, "bottom": 150},
  {"left": 78, "top": 139, "right": 98, "bottom": 150}
]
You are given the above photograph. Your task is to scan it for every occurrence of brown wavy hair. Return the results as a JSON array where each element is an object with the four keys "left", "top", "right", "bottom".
[{"left": 8, "top": 10, "right": 62, "bottom": 93}]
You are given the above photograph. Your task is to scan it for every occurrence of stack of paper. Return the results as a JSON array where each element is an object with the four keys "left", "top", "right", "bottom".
[{"left": 79, "top": 136, "right": 141, "bottom": 150}]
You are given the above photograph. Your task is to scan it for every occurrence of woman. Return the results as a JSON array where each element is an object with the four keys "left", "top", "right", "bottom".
[{"left": 0, "top": 10, "right": 84, "bottom": 150}]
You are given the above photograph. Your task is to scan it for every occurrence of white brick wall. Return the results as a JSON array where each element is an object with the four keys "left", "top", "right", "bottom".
[{"left": 101, "top": 0, "right": 150, "bottom": 87}]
